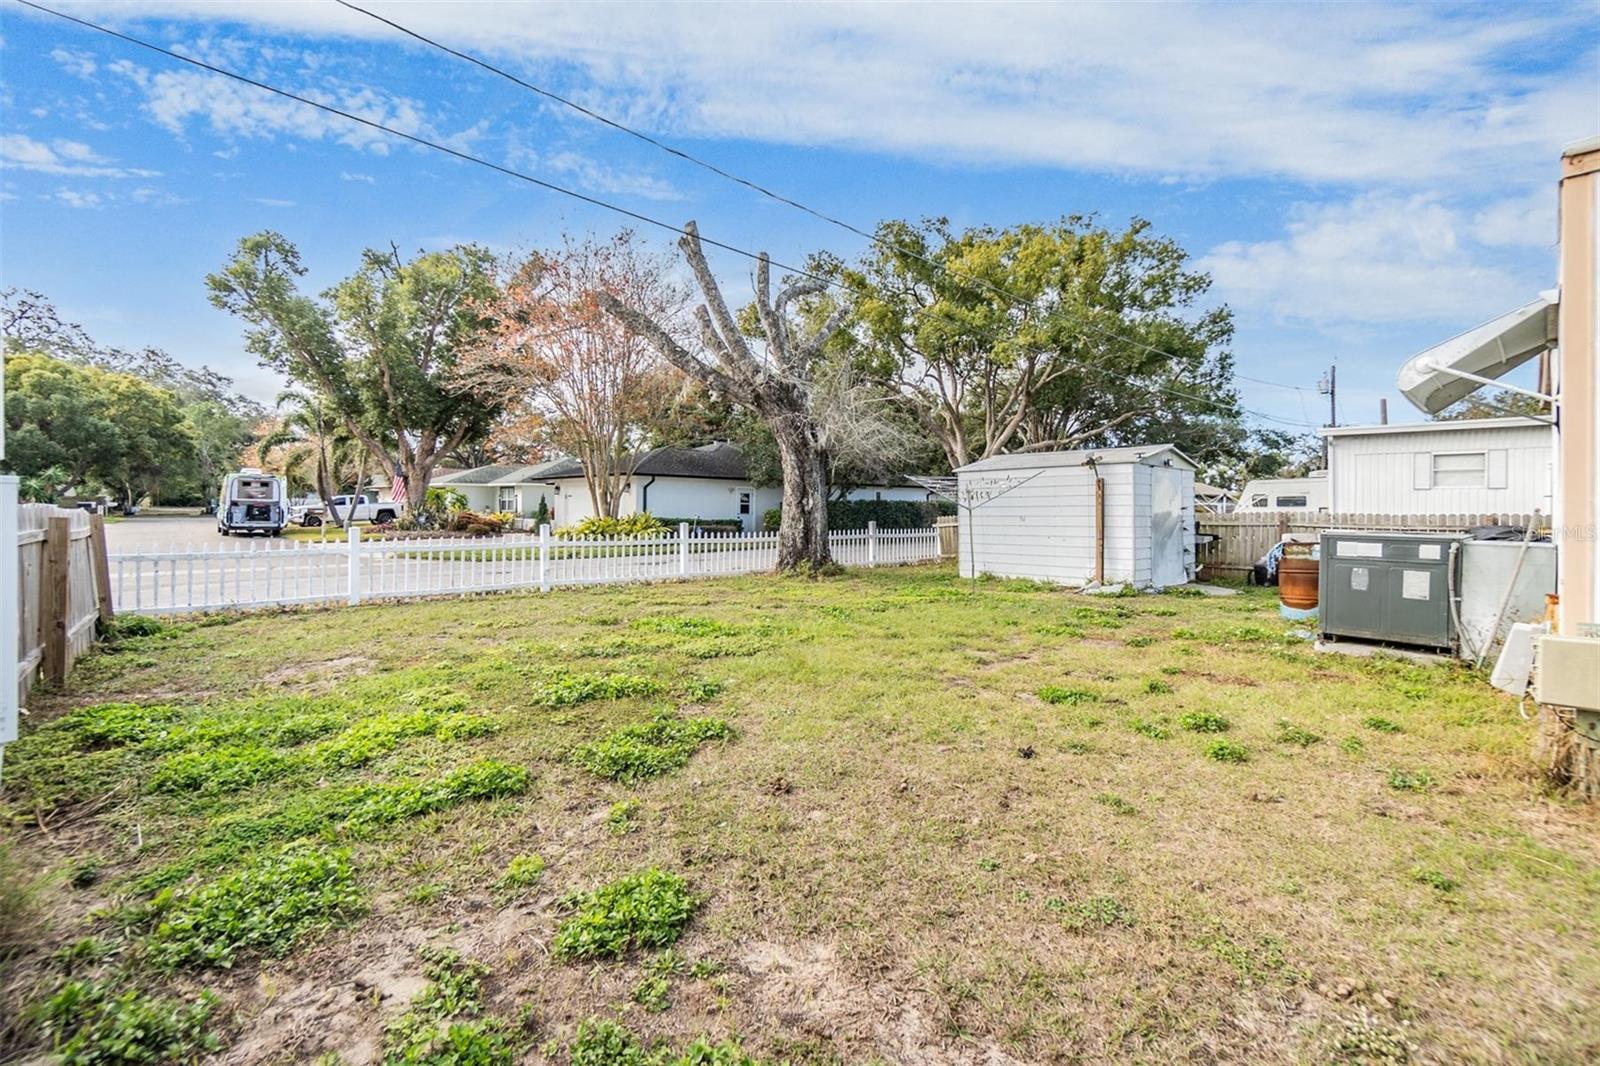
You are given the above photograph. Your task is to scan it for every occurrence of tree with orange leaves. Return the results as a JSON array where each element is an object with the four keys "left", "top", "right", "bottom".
[{"left": 463, "top": 231, "right": 686, "bottom": 519}]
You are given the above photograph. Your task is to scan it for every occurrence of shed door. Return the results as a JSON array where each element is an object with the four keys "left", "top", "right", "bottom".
[{"left": 1149, "top": 466, "right": 1186, "bottom": 588}]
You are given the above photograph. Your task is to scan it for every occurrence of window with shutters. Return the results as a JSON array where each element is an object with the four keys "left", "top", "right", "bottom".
[{"left": 1430, "top": 451, "right": 1486, "bottom": 488}]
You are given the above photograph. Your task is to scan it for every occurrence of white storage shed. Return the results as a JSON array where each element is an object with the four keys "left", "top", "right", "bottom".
[{"left": 953, "top": 444, "right": 1197, "bottom": 589}]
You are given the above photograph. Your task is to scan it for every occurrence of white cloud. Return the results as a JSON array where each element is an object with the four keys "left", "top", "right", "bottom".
[
  {"left": 1199, "top": 194, "right": 1532, "bottom": 325},
  {"left": 60, "top": 0, "right": 1597, "bottom": 188},
  {"left": 252, "top": 197, "right": 296, "bottom": 207},
  {"left": 0, "top": 133, "right": 158, "bottom": 177},
  {"left": 1471, "top": 189, "right": 1558, "bottom": 249},
  {"left": 544, "top": 151, "right": 680, "bottom": 201},
  {"left": 51, "top": 188, "right": 105, "bottom": 209},
  {"left": 49, "top": 48, "right": 97, "bottom": 78},
  {"left": 339, "top": 170, "right": 375, "bottom": 183},
  {"left": 112, "top": 63, "right": 439, "bottom": 156}
]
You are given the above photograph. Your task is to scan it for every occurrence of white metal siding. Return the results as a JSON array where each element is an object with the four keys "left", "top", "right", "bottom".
[
  {"left": 1329, "top": 423, "right": 1552, "bottom": 515},
  {"left": 956, "top": 462, "right": 1191, "bottom": 587}
]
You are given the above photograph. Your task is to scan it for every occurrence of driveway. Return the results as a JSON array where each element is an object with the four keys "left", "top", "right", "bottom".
[{"left": 104, "top": 515, "right": 226, "bottom": 552}]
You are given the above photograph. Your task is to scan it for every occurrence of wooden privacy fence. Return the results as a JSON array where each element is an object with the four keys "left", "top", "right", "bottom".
[
  {"left": 1197, "top": 511, "right": 1547, "bottom": 576},
  {"left": 15, "top": 503, "right": 114, "bottom": 704}
]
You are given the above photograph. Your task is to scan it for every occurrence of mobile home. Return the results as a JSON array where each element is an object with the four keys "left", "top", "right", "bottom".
[{"left": 1320, "top": 417, "right": 1552, "bottom": 516}]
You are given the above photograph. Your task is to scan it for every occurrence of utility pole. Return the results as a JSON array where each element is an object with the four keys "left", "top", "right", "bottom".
[{"left": 1317, "top": 364, "right": 1337, "bottom": 464}]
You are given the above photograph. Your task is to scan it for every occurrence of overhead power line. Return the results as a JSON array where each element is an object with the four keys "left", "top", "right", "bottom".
[
  {"left": 336, "top": 0, "right": 1316, "bottom": 401},
  {"left": 16, "top": 0, "right": 1315, "bottom": 431}
]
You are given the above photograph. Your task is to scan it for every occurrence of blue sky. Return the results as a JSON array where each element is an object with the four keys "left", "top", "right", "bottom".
[{"left": 1, "top": 1, "right": 1595, "bottom": 434}]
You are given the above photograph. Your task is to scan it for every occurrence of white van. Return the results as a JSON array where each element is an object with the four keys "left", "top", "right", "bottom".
[
  {"left": 218, "top": 469, "right": 289, "bottom": 536},
  {"left": 1236, "top": 470, "right": 1330, "bottom": 512}
]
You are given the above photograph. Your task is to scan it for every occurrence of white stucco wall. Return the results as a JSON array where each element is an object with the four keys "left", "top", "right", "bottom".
[{"left": 1327, "top": 422, "right": 1553, "bottom": 515}]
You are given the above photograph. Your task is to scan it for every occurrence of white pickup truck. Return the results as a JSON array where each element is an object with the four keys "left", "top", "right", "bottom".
[{"left": 289, "top": 493, "right": 399, "bottom": 527}]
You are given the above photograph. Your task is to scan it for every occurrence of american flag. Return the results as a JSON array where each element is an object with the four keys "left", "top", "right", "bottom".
[{"left": 388, "top": 467, "right": 406, "bottom": 504}]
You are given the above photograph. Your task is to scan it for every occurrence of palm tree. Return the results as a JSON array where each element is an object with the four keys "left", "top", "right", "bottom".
[{"left": 257, "top": 390, "right": 366, "bottom": 527}]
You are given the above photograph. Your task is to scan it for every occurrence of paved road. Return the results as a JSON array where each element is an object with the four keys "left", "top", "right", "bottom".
[{"left": 106, "top": 516, "right": 228, "bottom": 551}]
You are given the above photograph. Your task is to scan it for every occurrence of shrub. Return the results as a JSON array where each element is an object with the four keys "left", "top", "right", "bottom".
[
  {"left": 445, "top": 510, "right": 505, "bottom": 537},
  {"left": 571, "top": 712, "right": 733, "bottom": 783},
  {"left": 764, "top": 498, "right": 952, "bottom": 531},
  {"left": 1274, "top": 720, "right": 1322, "bottom": 747},
  {"left": 1038, "top": 685, "right": 1099, "bottom": 706},
  {"left": 142, "top": 847, "right": 364, "bottom": 970},
  {"left": 1178, "top": 710, "right": 1230, "bottom": 734},
  {"left": 34, "top": 980, "right": 221, "bottom": 1065},
  {"left": 552, "top": 868, "right": 698, "bottom": 960},
  {"left": 557, "top": 513, "right": 670, "bottom": 539},
  {"left": 1204, "top": 740, "right": 1250, "bottom": 763}
]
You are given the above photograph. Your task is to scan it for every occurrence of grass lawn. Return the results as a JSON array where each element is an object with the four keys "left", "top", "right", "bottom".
[{"left": 2, "top": 565, "right": 1596, "bottom": 1065}]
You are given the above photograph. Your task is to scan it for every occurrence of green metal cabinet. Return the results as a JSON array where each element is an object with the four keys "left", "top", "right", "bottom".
[{"left": 1319, "top": 531, "right": 1465, "bottom": 650}]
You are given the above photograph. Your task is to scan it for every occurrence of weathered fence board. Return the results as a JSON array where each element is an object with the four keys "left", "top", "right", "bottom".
[
  {"left": 1197, "top": 511, "right": 1546, "bottom": 575},
  {"left": 16, "top": 503, "right": 108, "bottom": 703}
]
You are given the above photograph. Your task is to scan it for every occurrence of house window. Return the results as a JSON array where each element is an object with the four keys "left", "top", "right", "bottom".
[
  {"left": 1431, "top": 452, "right": 1487, "bottom": 488},
  {"left": 496, "top": 488, "right": 518, "bottom": 512},
  {"left": 1274, "top": 495, "right": 1308, "bottom": 508},
  {"left": 1249, "top": 495, "right": 1268, "bottom": 508},
  {"left": 738, "top": 492, "right": 751, "bottom": 515}
]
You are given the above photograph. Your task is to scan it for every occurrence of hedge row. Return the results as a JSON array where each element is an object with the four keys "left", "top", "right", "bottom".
[{"left": 761, "top": 498, "right": 953, "bottom": 531}]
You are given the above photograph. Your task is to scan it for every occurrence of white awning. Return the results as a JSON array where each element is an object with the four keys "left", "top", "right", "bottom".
[{"left": 1397, "top": 292, "right": 1558, "bottom": 414}]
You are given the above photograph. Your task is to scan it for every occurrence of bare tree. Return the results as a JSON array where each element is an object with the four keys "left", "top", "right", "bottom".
[
  {"left": 462, "top": 232, "right": 683, "bottom": 518},
  {"left": 600, "top": 222, "right": 847, "bottom": 572}
]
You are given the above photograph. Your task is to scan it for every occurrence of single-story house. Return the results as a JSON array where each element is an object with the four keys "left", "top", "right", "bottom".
[
  {"left": 954, "top": 444, "right": 1197, "bottom": 589},
  {"left": 434, "top": 442, "right": 936, "bottom": 531},
  {"left": 1319, "top": 416, "right": 1553, "bottom": 517}
]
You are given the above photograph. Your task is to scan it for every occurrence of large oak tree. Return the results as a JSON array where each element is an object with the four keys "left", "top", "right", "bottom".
[{"left": 207, "top": 233, "right": 501, "bottom": 512}]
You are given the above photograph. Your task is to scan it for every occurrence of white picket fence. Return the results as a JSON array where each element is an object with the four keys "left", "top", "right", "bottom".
[{"left": 108, "top": 522, "right": 940, "bottom": 616}]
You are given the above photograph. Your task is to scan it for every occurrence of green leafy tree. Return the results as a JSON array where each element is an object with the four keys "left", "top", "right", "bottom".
[
  {"left": 1435, "top": 387, "right": 1548, "bottom": 421},
  {"left": 256, "top": 390, "right": 371, "bottom": 525},
  {"left": 207, "top": 233, "right": 502, "bottom": 512},
  {"left": 841, "top": 216, "right": 1237, "bottom": 470},
  {"left": 2, "top": 353, "right": 194, "bottom": 507}
]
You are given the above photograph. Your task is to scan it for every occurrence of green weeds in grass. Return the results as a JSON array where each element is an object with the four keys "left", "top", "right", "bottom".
[
  {"left": 494, "top": 855, "right": 545, "bottom": 897},
  {"left": 1125, "top": 635, "right": 1157, "bottom": 647},
  {"left": 1094, "top": 793, "right": 1137, "bottom": 816},
  {"left": 1142, "top": 679, "right": 1174, "bottom": 695},
  {"left": 1178, "top": 710, "right": 1230, "bottom": 733},
  {"left": 1130, "top": 719, "right": 1170, "bottom": 740},
  {"left": 1387, "top": 769, "right": 1434, "bottom": 793},
  {"left": 1274, "top": 721, "right": 1323, "bottom": 747},
  {"left": 1197, "top": 931, "right": 1296, "bottom": 983},
  {"left": 571, "top": 712, "right": 732, "bottom": 783},
  {"left": 383, "top": 948, "right": 522, "bottom": 1066},
  {"left": 1204, "top": 740, "right": 1250, "bottom": 763},
  {"left": 34, "top": 980, "right": 220, "bottom": 1065},
  {"left": 1037, "top": 623, "right": 1086, "bottom": 638},
  {"left": 1046, "top": 895, "right": 1133, "bottom": 931},
  {"left": 568, "top": 1017, "right": 767, "bottom": 1066},
  {"left": 141, "top": 847, "right": 363, "bottom": 970},
  {"left": 527, "top": 669, "right": 662, "bottom": 708},
  {"left": 632, "top": 950, "right": 687, "bottom": 1012},
  {"left": 608, "top": 798, "right": 642, "bottom": 835},
  {"left": 1038, "top": 685, "right": 1099, "bottom": 706},
  {"left": 1340, "top": 736, "right": 1366, "bottom": 755},
  {"left": 1411, "top": 868, "right": 1459, "bottom": 893},
  {"left": 552, "top": 868, "right": 698, "bottom": 961},
  {"left": 1331, "top": 1014, "right": 1413, "bottom": 1065},
  {"left": 1363, "top": 716, "right": 1403, "bottom": 734}
]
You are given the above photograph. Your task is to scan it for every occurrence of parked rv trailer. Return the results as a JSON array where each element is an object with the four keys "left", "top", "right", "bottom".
[{"left": 217, "top": 469, "right": 288, "bottom": 536}]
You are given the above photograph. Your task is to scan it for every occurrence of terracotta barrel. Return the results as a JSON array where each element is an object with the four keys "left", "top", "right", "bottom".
[{"left": 1278, "top": 556, "right": 1320, "bottom": 610}]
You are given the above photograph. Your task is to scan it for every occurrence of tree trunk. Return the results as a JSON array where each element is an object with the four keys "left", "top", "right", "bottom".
[{"left": 769, "top": 408, "right": 831, "bottom": 571}]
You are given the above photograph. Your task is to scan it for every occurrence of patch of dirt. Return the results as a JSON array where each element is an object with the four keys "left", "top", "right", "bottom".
[
  {"left": 263, "top": 654, "right": 375, "bottom": 687},
  {"left": 738, "top": 941, "right": 1027, "bottom": 1065}
]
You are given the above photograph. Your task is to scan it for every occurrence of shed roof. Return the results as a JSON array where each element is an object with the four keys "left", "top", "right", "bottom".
[
  {"left": 1319, "top": 416, "right": 1549, "bottom": 439},
  {"left": 954, "top": 443, "right": 1196, "bottom": 474}
]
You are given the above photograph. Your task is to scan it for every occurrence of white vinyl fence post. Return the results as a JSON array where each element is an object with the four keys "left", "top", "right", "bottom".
[
  {"left": 0, "top": 476, "right": 19, "bottom": 772},
  {"left": 678, "top": 522, "right": 690, "bottom": 577},
  {"left": 868, "top": 520, "right": 878, "bottom": 566},
  {"left": 347, "top": 524, "right": 362, "bottom": 606},
  {"left": 538, "top": 523, "right": 551, "bottom": 592}
]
